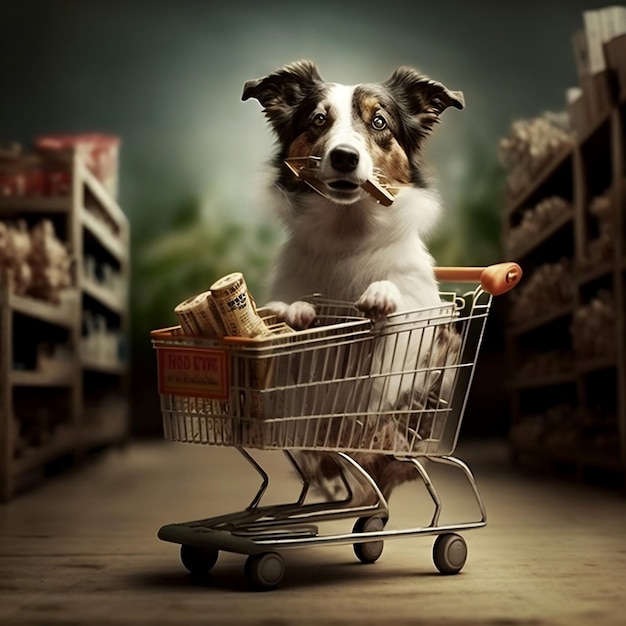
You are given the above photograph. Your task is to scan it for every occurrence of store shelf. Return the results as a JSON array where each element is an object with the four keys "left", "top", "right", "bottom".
[
  {"left": 510, "top": 370, "right": 576, "bottom": 390},
  {"left": 82, "top": 278, "right": 125, "bottom": 316},
  {"left": 81, "top": 358, "right": 127, "bottom": 376},
  {"left": 505, "top": 147, "right": 573, "bottom": 217},
  {"left": 1, "top": 151, "right": 130, "bottom": 501},
  {"left": 82, "top": 210, "right": 126, "bottom": 261},
  {"left": 511, "top": 441, "right": 623, "bottom": 473},
  {"left": 10, "top": 291, "right": 77, "bottom": 328},
  {"left": 508, "top": 302, "right": 574, "bottom": 336},
  {"left": 0, "top": 196, "right": 70, "bottom": 214},
  {"left": 507, "top": 209, "right": 574, "bottom": 261},
  {"left": 576, "top": 354, "right": 617, "bottom": 374},
  {"left": 577, "top": 260, "right": 614, "bottom": 286},
  {"left": 10, "top": 366, "right": 76, "bottom": 387},
  {"left": 78, "top": 159, "right": 126, "bottom": 230},
  {"left": 503, "top": 29, "right": 626, "bottom": 482}
]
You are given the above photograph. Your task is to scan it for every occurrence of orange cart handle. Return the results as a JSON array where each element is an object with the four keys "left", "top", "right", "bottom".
[{"left": 435, "top": 262, "right": 522, "bottom": 296}]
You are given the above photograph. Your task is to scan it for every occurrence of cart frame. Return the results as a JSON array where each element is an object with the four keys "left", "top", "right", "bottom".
[{"left": 153, "top": 263, "right": 521, "bottom": 590}]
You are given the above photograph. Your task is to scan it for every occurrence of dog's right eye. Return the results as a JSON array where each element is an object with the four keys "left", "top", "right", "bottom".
[
  {"left": 312, "top": 113, "right": 327, "bottom": 127},
  {"left": 371, "top": 114, "right": 387, "bottom": 130}
]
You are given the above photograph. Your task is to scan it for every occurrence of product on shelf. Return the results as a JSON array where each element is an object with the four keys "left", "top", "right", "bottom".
[
  {"left": 0, "top": 144, "right": 70, "bottom": 197},
  {"left": 570, "top": 289, "right": 616, "bottom": 359},
  {"left": 509, "top": 414, "right": 545, "bottom": 447},
  {"left": 542, "top": 403, "right": 583, "bottom": 450},
  {"left": 499, "top": 112, "right": 572, "bottom": 199},
  {"left": 83, "top": 255, "right": 125, "bottom": 299},
  {"left": 36, "top": 133, "right": 121, "bottom": 198},
  {"left": 26, "top": 219, "right": 72, "bottom": 303},
  {"left": 583, "top": 192, "right": 614, "bottom": 266},
  {"left": 506, "top": 196, "right": 571, "bottom": 256},
  {"left": 509, "top": 258, "right": 574, "bottom": 325},
  {"left": 510, "top": 403, "right": 582, "bottom": 450},
  {"left": 13, "top": 392, "right": 71, "bottom": 454},
  {"left": 12, "top": 417, "right": 27, "bottom": 459},
  {"left": 36, "top": 341, "right": 73, "bottom": 372},
  {"left": 0, "top": 218, "right": 32, "bottom": 295},
  {"left": 0, "top": 151, "right": 49, "bottom": 197},
  {"left": 589, "top": 422, "right": 620, "bottom": 454},
  {"left": 0, "top": 218, "right": 73, "bottom": 302},
  {"left": 0, "top": 133, "right": 121, "bottom": 199},
  {"left": 515, "top": 350, "right": 575, "bottom": 383},
  {"left": 81, "top": 310, "right": 124, "bottom": 365}
]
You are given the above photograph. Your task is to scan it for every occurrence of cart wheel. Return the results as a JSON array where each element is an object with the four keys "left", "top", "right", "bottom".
[
  {"left": 433, "top": 533, "right": 467, "bottom": 575},
  {"left": 352, "top": 516, "right": 385, "bottom": 564},
  {"left": 245, "top": 552, "right": 285, "bottom": 591},
  {"left": 180, "top": 544, "right": 219, "bottom": 575}
]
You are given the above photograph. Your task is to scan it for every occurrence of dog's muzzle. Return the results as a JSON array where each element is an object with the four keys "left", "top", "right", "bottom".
[{"left": 284, "top": 156, "right": 396, "bottom": 207}]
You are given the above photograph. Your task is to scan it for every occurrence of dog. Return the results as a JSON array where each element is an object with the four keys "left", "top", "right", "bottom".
[{"left": 242, "top": 60, "right": 463, "bottom": 504}]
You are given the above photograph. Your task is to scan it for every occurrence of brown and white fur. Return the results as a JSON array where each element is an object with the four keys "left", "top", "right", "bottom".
[{"left": 242, "top": 60, "right": 464, "bottom": 503}]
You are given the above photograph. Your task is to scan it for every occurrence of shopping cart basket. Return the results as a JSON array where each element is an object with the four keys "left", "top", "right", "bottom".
[{"left": 152, "top": 263, "right": 521, "bottom": 590}]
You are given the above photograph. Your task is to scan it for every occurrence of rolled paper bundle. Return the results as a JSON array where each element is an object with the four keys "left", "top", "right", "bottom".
[
  {"left": 210, "top": 272, "right": 269, "bottom": 338},
  {"left": 174, "top": 291, "right": 222, "bottom": 337},
  {"left": 206, "top": 293, "right": 227, "bottom": 337},
  {"left": 174, "top": 299, "right": 201, "bottom": 335}
]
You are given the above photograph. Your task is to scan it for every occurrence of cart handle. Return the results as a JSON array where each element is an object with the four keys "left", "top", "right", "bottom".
[{"left": 435, "top": 262, "right": 522, "bottom": 296}]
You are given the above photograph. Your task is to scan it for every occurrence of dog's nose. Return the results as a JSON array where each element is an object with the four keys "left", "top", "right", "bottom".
[{"left": 330, "top": 145, "right": 359, "bottom": 173}]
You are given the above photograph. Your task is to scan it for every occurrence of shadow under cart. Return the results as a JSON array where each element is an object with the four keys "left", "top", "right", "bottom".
[{"left": 158, "top": 448, "right": 486, "bottom": 590}]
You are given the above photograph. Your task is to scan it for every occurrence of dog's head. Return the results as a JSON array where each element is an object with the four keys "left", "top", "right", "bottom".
[{"left": 242, "top": 60, "right": 463, "bottom": 206}]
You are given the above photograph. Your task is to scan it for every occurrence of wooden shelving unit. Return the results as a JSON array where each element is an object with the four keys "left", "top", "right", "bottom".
[
  {"left": 503, "top": 67, "right": 626, "bottom": 480},
  {"left": 0, "top": 152, "right": 130, "bottom": 500}
]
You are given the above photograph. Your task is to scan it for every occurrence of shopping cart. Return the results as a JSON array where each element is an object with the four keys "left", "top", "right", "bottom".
[{"left": 152, "top": 263, "right": 521, "bottom": 590}]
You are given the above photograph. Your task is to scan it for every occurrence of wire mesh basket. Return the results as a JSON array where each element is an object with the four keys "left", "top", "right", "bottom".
[{"left": 152, "top": 290, "right": 492, "bottom": 457}]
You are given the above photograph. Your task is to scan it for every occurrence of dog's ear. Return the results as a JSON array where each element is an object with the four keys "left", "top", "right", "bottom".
[
  {"left": 242, "top": 60, "right": 323, "bottom": 141},
  {"left": 384, "top": 67, "right": 464, "bottom": 136}
]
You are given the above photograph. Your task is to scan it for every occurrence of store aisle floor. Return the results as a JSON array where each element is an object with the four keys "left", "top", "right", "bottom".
[{"left": 1, "top": 439, "right": 625, "bottom": 625}]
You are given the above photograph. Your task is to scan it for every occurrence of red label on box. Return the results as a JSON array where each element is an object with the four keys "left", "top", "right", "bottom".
[{"left": 157, "top": 347, "right": 229, "bottom": 399}]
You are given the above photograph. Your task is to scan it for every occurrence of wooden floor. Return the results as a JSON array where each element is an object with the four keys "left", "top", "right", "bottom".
[{"left": 1, "top": 439, "right": 625, "bottom": 625}]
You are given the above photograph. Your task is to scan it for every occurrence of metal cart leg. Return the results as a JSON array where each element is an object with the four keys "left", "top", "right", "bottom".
[
  {"left": 229, "top": 449, "right": 388, "bottom": 530},
  {"left": 401, "top": 457, "right": 442, "bottom": 528},
  {"left": 238, "top": 448, "right": 269, "bottom": 510},
  {"left": 430, "top": 455, "right": 487, "bottom": 524},
  {"left": 283, "top": 450, "right": 310, "bottom": 506},
  {"left": 392, "top": 455, "right": 486, "bottom": 528},
  {"left": 335, "top": 452, "right": 389, "bottom": 516}
]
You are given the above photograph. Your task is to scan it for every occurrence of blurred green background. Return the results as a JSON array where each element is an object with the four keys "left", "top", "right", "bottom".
[{"left": 0, "top": 0, "right": 611, "bottom": 436}]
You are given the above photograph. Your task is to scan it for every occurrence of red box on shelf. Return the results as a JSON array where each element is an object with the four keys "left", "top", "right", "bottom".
[
  {"left": 35, "top": 134, "right": 121, "bottom": 198},
  {"left": 0, "top": 153, "right": 48, "bottom": 198}
]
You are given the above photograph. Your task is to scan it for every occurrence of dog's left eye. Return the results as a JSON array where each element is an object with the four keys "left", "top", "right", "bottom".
[
  {"left": 313, "top": 113, "right": 327, "bottom": 127},
  {"left": 371, "top": 114, "right": 387, "bottom": 130}
]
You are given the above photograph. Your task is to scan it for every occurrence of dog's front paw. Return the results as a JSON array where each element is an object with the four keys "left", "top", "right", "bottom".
[
  {"left": 355, "top": 281, "right": 402, "bottom": 319},
  {"left": 264, "top": 300, "right": 316, "bottom": 330},
  {"left": 285, "top": 300, "right": 317, "bottom": 329}
]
